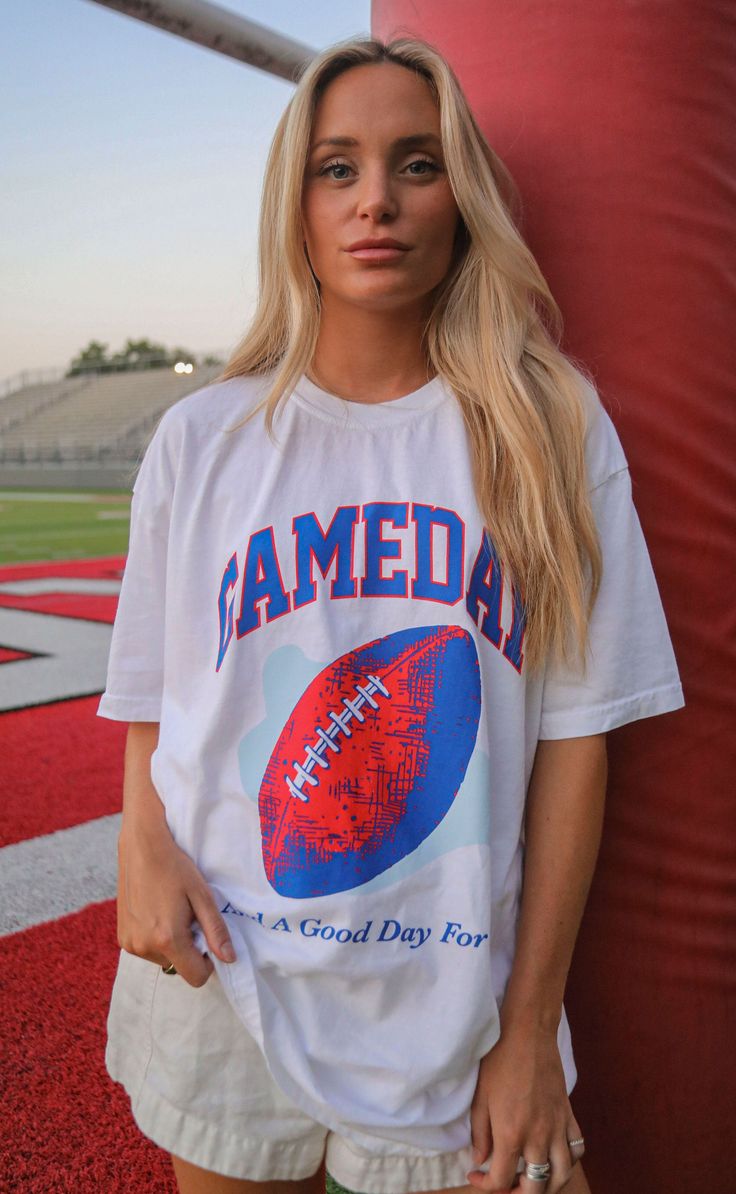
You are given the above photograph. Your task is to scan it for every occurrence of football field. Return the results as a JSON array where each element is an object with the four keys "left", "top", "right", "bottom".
[
  {"left": 0, "top": 488, "right": 132, "bottom": 563},
  {"left": 0, "top": 501, "right": 354, "bottom": 1194}
]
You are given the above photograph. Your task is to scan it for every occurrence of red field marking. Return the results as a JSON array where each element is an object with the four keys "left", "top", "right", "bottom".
[
  {"left": 0, "top": 646, "right": 33, "bottom": 664},
  {"left": 0, "top": 556, "right": 126, "bottom": 583},
  {"left": 0, "top": 557, "right": 175, "bottom": 1192},
  {"left": 0, "top": 695, "right": 127, "bottom": 848},
  {"left": 0, "top": 591, "right": 121, "bottom": 623},
  {"left": 0, "top": 901, "right": 176, "bottom": 1193},
  {"left": 0, "top": 556, "right": 125, "bottom": 624},
  {"left": 0, "top": 556, "right": 131, "bottom": 846}
]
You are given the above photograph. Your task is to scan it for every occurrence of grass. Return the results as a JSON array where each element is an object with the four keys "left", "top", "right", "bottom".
[
  {"left": 326, "top": 1177, "right": 354, "bottom": 1194},
  {"left": 0, "top": 488, "right": 132, "bottom": 563}
]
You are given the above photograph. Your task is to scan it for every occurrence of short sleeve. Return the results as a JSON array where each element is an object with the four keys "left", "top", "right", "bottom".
[
  {"left": 538, "top": 466, "right": 685, "bottom": 738},
  {"left": 96, "top": 410, "right": 180, "bottom": 722}
]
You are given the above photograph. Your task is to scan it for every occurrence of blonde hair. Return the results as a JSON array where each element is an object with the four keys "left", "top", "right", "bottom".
[{"left": 215, "top": 34, "right": 602, "bottom": 677}]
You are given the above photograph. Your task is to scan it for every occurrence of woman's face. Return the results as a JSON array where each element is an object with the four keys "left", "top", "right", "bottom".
[{"left": 301, "top": 62, "right": 461, "bottom": 315}]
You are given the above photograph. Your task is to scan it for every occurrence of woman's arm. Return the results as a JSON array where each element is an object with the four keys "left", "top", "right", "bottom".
[
  {"left": 117, "top": 722, "right": 236, "bottom": 987},
  {"left": 468, "top": 732, "right": 607, "bottom": 1193}
]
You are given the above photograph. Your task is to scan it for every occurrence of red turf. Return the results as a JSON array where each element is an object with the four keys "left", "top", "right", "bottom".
[
  {"left": 0, "top": 556, "right": 126, "bottom": 583},
  {"left": 0, "top": 647, "right": 33, "bottom": 664},
  {"left": 0, "top": 901, "right": 176, "bottom": 1192},
  {"left": 0, "top": 591, "right": 122, "bottom": 623},
  {"left": 0, "top": 695, "right": 127, "bottom": 848},
  {"left": 0, "top": 555, "right": 125, "bottom": 624},
  {"left": 0, "top": 558, "right": 176, "bottom": 1190},
  {"left": 0, "top": 557, "right": 129, "bottom": 847}
]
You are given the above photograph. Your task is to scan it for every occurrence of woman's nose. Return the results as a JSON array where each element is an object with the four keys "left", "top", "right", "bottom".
[{"left": 356, "top": 168, "right": 398, "bottom": 221}]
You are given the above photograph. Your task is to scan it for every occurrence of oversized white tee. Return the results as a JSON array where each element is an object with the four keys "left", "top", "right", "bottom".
[{"left": 98, "top": 368, "right": 685, "bottom": 1156}]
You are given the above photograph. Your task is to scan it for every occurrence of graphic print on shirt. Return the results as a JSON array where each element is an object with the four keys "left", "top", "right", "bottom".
[{"left": 257, "top": 625, "right": 481, "bottom": 898}]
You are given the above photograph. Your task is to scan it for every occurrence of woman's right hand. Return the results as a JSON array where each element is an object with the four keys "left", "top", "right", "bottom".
[
  {"left": 116, "top": 722, "right": 236, "bottom": 988},
  {"left": 117, "top": 819, "right": 236, "bottom": 987}
]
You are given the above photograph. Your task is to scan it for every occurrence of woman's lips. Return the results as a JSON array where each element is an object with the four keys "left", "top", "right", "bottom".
[{"left": 346, "top": 247, "right": 409, "bottom": 261}]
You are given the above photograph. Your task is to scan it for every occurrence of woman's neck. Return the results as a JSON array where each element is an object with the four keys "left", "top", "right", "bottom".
[{"left": 308, "top": 299, "right": 435, "bottom": 403}]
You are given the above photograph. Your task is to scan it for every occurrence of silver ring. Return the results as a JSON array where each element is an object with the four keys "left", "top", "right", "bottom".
[
  {"left": 524, "top": 1159, "right": 552, "bottom": 1182},
  {"left": 568, "top": 1137, "right": 585, "bottom": 1149}
]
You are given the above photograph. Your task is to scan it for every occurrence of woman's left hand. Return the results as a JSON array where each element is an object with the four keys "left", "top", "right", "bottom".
[{"left": 466, "top": 1019, "right": 584, "bottom": 1192}]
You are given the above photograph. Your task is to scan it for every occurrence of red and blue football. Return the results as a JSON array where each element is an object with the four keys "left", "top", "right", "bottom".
[{"left": 258, "top": 624, "right": 481, "bottom": 897}]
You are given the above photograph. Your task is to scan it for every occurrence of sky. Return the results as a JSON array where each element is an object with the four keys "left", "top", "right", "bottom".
[{"left": 1, "top": 0, "right": 371, "bottom": 384}]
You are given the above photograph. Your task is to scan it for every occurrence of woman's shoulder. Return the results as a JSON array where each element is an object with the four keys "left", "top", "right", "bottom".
[
  {"left": 132, "top": 371, "right": 276, "bottom": 491},
  {"left": 158, "top": 370, "right": 275, "bottom": 435}
]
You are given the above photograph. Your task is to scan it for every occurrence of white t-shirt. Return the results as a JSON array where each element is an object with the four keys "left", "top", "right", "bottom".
[{"left": 98, "top": 368, "right": 685, "bottom": 1156}]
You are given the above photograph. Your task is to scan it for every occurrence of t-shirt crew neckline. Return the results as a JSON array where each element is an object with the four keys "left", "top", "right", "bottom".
[{"left": 292, "top": 371, "right": 452, "bottom": 428}]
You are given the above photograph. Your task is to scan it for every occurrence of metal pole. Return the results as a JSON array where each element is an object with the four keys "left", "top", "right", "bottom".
[{"left": 85, "top": 0, "right": 317, "bottom": 82}]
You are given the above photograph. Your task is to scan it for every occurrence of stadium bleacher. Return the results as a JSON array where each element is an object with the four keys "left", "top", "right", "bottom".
[{"left": 0, "top": 364, "right": 224, "bottom": 468}]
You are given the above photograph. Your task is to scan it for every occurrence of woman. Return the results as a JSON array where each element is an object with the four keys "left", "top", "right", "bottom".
[{"left": 98, "top": 35, "right": 685, "bottom": 1194}]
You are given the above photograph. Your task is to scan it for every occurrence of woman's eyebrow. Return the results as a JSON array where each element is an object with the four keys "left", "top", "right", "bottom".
[{"left": 309, "top": 133, "right": 442, "bottom": 154}]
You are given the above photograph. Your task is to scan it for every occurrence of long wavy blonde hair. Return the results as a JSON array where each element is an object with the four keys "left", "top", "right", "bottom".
[{"left": 215, "top": 34, "right": 602, "bottom": 678}]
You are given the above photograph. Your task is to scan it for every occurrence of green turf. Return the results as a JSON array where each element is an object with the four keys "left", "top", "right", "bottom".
[
  {"left": 0, "top": 489, "right": 132, "bottom": 563},
  {"left": 326, "top": 1177, "right": 354, "bottom": 1194}
]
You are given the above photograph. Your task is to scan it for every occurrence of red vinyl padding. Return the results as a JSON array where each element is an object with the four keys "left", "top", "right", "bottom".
[{"left": 371, "top": 3, "right": 735, "bottom": 1189}]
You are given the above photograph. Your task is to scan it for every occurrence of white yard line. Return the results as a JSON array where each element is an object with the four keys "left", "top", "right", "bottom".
[
  {"left": 0, "top": 814, "right": 120, "bottom": 936},
  {"left": 0, "top": 492, "right": 130, "bottom": 502},
  {"left": 0, "top": 607, "right": 114, "bottom": 710},
  {"left": 0, "top": 527, "right": 130, "bottom": 545},
  {"left": 0, "top": 578, "right": 122, "bottom": 595}
]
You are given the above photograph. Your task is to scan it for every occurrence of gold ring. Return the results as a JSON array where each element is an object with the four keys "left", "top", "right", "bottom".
[{"left": 162, "top": 961, "right": 177, "bottom": 975}]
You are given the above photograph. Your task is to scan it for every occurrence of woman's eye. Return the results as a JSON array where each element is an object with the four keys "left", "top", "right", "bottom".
[
  {"left": 406, "top": 157, "right": 440, "bottom": 175},
  {"left": 319, "top": 159, "right": 352, "bottom": 179},
  {"left": 318, "top": 156, "right": 440, "bottom": 180}
]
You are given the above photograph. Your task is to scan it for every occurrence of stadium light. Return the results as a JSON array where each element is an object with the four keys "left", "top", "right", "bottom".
[{"left": 86, "top": 0, "right": 317, "bottom": 81}]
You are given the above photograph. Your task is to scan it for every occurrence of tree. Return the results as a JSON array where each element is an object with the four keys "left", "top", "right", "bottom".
[
  {"left": 109, "top": 338, "right": 168, "bottom": 371},
  {"left": 67, "top": 341, "right": 110, "bottom": 375},
  {"left": 66, "top": 338, "right": 208, "bottom": 376}
]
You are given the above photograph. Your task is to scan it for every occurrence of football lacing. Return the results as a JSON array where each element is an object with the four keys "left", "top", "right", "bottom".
[{"left": 286, "top": 674, "right": 390, "bottom": 802}]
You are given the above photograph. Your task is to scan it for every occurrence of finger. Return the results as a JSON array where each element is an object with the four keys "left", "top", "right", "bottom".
[
  {"left": 548, "top": 1134, "right": 574, "bottom": 1193},
  {"left": 509, "top": 1152, "right": 526, "bottom": 1189},
  {"left": 142, "top": 910, "right": 215, "bottom": 987},
  {"left": 565, "top": 1111, "right": 585, "bottom": 1168},
  {"left": 466, "top": 1168, "right": 517, "bottom": 1194},
  {"left": 482, "top": 1144, "right": 522, "bottom": 1192},
  {"left": 188, "top": 883, "right": 236, "bottom": 963},
  {"left": 117, "top": 915, "right": 173, "bottom": 968},
  {"left": 116, "top": 904, "right": 191, "bottom": 971},
  {"left": 119, "top": 932, "right": 211, "bottom": 984},
  {"left": 469, "top": 1095, "right": 493, "bottom": 1169},
  {"left": 466, "top": 1144, "right": 518, "bottom": 1191},
  {"left": 567, "top": 1141, "right": 586, "bottom": 1169},
  {"left": 119, "top": 943, "right": 170, "bottom": 968},
  {"left": 517, "top": 1176, "right": 551, "bottom": 1193},
  {"left": 517, "top": 1149, "right": 552, "bottom": 1193},
  {"left": 165, "top": 936, "right": 215, "bottom": 987}
]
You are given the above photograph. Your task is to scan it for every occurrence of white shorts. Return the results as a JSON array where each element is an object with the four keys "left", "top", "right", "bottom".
[{"left": 105, "top": 949, "right": 480, "bottom": 1193}]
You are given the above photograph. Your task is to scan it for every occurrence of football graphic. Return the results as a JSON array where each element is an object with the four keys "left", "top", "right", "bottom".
[{"left": 258, "top": 625, "right": 481, "bottom": 897}]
